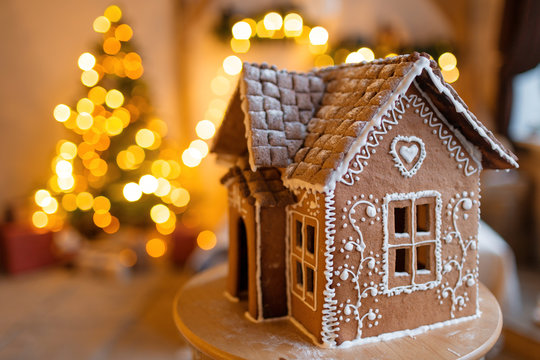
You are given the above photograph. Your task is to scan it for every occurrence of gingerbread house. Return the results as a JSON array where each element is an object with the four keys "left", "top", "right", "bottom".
[{"left": 212, "top": 52, "right": 518, "bottom": 347}]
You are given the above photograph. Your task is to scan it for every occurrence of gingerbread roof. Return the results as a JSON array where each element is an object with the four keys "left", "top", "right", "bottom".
[
  {"left": 212, "top": 63, "right": 324, "bottom": 169},
  {"left": 220, "top": 160, "right": 294, "bottom": 207},
  {"left": 213, "top": 53, "right": 518, "bottom": 192}
]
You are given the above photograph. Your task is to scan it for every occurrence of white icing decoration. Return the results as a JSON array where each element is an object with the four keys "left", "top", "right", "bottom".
[
  {"left": 366, "top": 206, "right": 376, "bottom": 218},
  {"left": 389, "top": 135, "right": 426, "bottom": 178},
  {"left": 440, "top": 193, "right": 478, "bottom": 318}
]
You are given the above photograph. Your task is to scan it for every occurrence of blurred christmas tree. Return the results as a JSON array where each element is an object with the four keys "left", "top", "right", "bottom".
[{"left": 31, "top": 5, "right": 190, "bottom": 239}]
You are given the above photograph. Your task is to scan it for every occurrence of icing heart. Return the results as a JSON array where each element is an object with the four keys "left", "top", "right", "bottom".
[
  {"left": 399, "top": 145, "right": 418, "bottom": 163},
  {"left": 390, "top": 135, "right": 426, "bottom": 178}
]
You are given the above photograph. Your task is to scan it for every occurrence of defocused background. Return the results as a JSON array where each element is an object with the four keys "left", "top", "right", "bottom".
[{"left": 0, "top": 0, "right": 538, "bottom": 359}]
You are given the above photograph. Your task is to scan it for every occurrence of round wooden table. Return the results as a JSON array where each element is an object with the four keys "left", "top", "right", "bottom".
[{"left": 174, "top": 264, "right": 502, "bottom": 360}]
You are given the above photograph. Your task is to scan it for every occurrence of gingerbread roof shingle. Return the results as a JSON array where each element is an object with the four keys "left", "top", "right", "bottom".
[{"left": 220, "top": 159, "right": 294, "bottom": 207}]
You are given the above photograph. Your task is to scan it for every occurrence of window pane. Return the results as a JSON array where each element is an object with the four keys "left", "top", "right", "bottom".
[
  {"left": 395, "top": 247, "right": 410, "bottom": 274},
  {"left": 306, "top": 225, "right": 315, "bottom": 254},
  {"left": 416, "top": 204, "right": 430, "bottom": 232},
  {"left": 394, "top": 207, "right": 408, "bottom": 234},
  {"left": 306, "top": 267, "right": 314, "bottom": 294},
  {"left": 296, "top": 261, "right": 303, "bottom": 286},
  {"left": 295, "top": 220, "right": 302, "bottom": 248},
  {"left": 416, "top": 245, "right": 431, "bottom": 270}
]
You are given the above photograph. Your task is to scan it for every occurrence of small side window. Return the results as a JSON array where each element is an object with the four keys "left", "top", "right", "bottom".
[
  {"left": 295, "top": 220, "right": 302, "bottom": 249},
  {"left": 306, "top": 225, "right": 315, "bottom": 254},
  {"left": 394, "top": 207, "right": 408, "bottom": 234},
  {"left": 296, "top": 261, "right": 303, "bottom": 287},
  {"left": 306, "top": 267, "right": 314, "bottom": 294}
]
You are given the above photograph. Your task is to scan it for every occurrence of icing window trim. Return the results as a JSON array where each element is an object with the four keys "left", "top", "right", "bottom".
[
  {"left": 290, "top": 210, "right": 319, "bottom": 311},
  {"left": 381, "top": 190, "right": 443, "bottom": 295}
]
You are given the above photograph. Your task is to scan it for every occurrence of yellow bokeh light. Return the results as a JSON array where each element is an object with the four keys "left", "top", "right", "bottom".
[
  {"left": 146, "top": 238, "right": 167, "bottom": 258},
  {"left": 78, "top": 52, "right": 96, "bottom": 71},
  {"left": 150, "top": 204, "right": 170, "bottom": 224},
  {"left": 148, "top": 118, "right": 168, "bottom": 137},
  {"left": 77, "top": 98, "right": 95, "bottom": 114},
  {"left": 230, "top": 38, "right": 250, "bottom": 53},
  {"left": 232, "top": 21, "right": 252, "bottom": 40},
  {"left": 189, "top": 139, "right": 209, "bottom": 157},
  {"left": 309, "top": 43, "right": 328, "bottom": 55},
  {"left": 93, "top": 16, "right": 111, "bottom": 33},
  {"left": 358, "top": 47, "right": 375, "bottom": 62},
  {"left": 154, "top": 178, "right": 171, "bottom": 197},
  {"left": 55, "top": 160, "right": 73, "bottom": 177},
  {"left": 210, "top": 76, "right": 231, "bottom": 96},
  {"left": 81, "top": 70, "right": 99, "bottom": 87},
  {"left": 127, "top": 145, "right": 145, "bottom": 164},
  {"left": 105, "top": 116, "right": 124, "bottom": 136},
  {"left": 104, "top": 5, "right": 122, "bottom": 22},
  {"left": 256, "top": 20, "right": 274, "bottom": 38},
  {"left": 442, "top": 67, "right": 460, "bottom": 83},
  {"left": 58, "top": 176, "right": 75, "bottom": 191},
  {"left": 115, "top": 24, "right": 133, "bottom": 41},
  {"left": 93, "top": 211, "right": 112, "bottom": 228},
  {"left": 195, "top": 120, "right": 216, "bottom": 140},
  {"left": 76, "top": 192, "right": 94, "bottom": 211},
  {"left": 314, "top": 54, "right": 334, "bottom": 68},
  {"left": 182, "top": 148, "right": 202, "bottom": 168},
  {"left": 35, "top": 189, "right": 51, "bottom": 207},
  {"left": 117, "top": 150, "right": 135, "bottom": 170},
  {"left": 59, "top": 141, "right": 77, "bottom": 160},
  {"left": 385, "top": 53, "right": 398, "bottom": 58},
  {"left": 222, "top": 55, "right": 243, "bottom": 76},
  {"left": 135, "top": 129, "right": 155, "bottom": 148},
  {"left": 42, "top": 197, "right": 58, "bottom": 214},
  {"left": 32, "top": 211, "right": 48, "bottom": 228},
  {"left": 167, "top": 160, "right": 181, "bottom": 179},
  {"left": 345, "top": 51, "right": 364, "bottom": 64},
  {"left": 197, "top": 230, "right": 217, "bottom": 251},
  {"left": 89, "top": 158, "right": 108, "bottom": 177},
  {"left": 284, "top": 13, "right": 303, "bottom": 37},
  {"left": 54, "top": 104, "right": 71, "bottom": 123},
  {"left": 309, "top": 26, "right": 329, "bottom": 45},
  {"left": 76, "top": 113, "right": 93, "bottom": 130},
  {"left": 103, "top": 216, "right": 120, "bottom": 234},
  {"left": 139, "top": 174, "right": 158, "bottom": 194},
  {"left": 438, "top": 52, "right": 457, "bottom": 71},
  {"left": 62, "top": 193, "right": 78, "bottom": 211},
  {"left": 113, "top": 107, "right": 131, "bottom": 126},
  {"left": 105, "top": 89, "right": 124, "bottom": 109},
  {"left": 88, "top": 86, "right": 107, "bottom": 105},
  {"left": 119, "top": 248, "right": 137, "bottom": 267},
  {"left": 103, "top": 37, "right": 121, "bottom": 55},
  {"left": 152, "top": 160, "right": 171, "bottom": 178},
  {"left": 264, "top": 12, "right": 283, "bottom": 31},
  {"left": 171, "top": 187, "right": 190, "bottom": 207},
  {"left": 93, "top": 196, "right": 111, "bottom": 213},
  {"left": 123, "top": 182, "right": 142, "bottom": 202}
]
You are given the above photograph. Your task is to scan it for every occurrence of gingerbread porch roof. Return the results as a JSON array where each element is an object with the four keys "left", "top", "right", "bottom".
[
  {"left": 213, "top": 53, "right": 518, "bottom": 192},
  {"left": 220, "top": 160, "right": 294, "bottom": 207}
]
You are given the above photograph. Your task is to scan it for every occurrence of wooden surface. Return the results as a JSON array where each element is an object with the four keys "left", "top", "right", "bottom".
[
  {"left": 0, "top": 265, "right": 192, "bottom": 360},
  {"left": 174, "top": 264, "right": 503, "bottom": 360}
]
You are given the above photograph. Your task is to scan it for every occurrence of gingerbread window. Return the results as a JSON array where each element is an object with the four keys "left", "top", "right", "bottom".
[
  {"left": 290, "top": 211, "right": 319, "bottom": 310},
  {"left": 383, "top": 191, "right": 442, "bottom": 294}
]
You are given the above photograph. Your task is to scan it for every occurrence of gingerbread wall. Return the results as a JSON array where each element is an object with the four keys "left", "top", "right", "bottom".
[
  {"left": 326, "top": 85, "right": 482, "bottom": 345},
  {"left": 287, "top": 188, "right": 328, "bottom": 343}
]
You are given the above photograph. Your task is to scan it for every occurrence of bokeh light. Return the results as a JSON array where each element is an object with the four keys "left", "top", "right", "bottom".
[
  {"left": 78, "top": 53, "right": 96, "bottom": 71},
  {"left": 135, "top": 129, "right": 155, "bottom": 148},
  {"left": 150, "top": 204, "right": 170, "bottom": 224},
  {"left": 283, "top": 13, "right": 303, "bottom": 37},
  {"left": 263, "top": 12, "right": 283, "bottom": 31},
  {"left": 182, "top": 148, "right": 202, "bottom": 167},
  {"left": 232, "top": 21, "right": 252, "bottom": 40},
  {"left": 197, "top": 230, "right": 217, "bottom": 250},
  {"left": 105, "top": 89, "right": 124, "bottom": 108},
  {"left": 222, "top": 55, "right": 243, "bottom": 76},
  {"left": 146, "top": 238, "right": 167, "bottom": 258},
  {"left": 139, "top": 175, "right": 158, "bottom": 194},
  {"left": 54, "top": 104, "right": 71, "bottom": 122},
  {"left": 104, "top": 5, "right": 122, "bottom": 22},
  {"left": 309, "top": 26, "right": 328, "bottom": 45},
  {"left": 195, "top": 120, "right": 216, "bottom": 140},
  {"left": 123, "top": 182, "right": 142, "bottom": 202},
  {"left": 438, "top": 52, "right": 457, "bottom": 71},
  {"left": 93, "top": 16, "right": 111, "bottom": 33},
  {"left": 76, "top": 192, "right": 94, "bottom": 211},
  {"left": 32, "top": 211, "right": 48, "bottom": 228}
]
